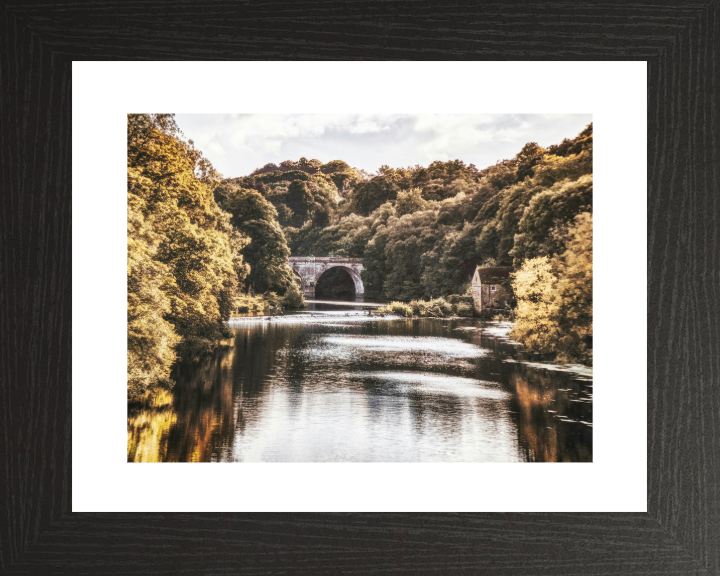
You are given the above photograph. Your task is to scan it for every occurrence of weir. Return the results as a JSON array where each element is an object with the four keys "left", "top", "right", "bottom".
[{"left": 306, "top": 299, "right": 383, "bottom": 308}]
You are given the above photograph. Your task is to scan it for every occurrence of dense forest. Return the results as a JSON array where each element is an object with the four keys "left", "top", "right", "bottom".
[
  {"left": 220, "top": 125, "right": 592, "bottom": 302},
  {"left": 128, "top": 115, "right": 593, "bottom": 398}
]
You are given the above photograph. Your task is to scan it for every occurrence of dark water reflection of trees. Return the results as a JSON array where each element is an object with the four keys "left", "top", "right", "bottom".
[{"left": 128, "top": 313, "right": 592, "bottom": 462}]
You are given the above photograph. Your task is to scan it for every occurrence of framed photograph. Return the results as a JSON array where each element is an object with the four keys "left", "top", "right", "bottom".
[
  {"left": 124, "top": 111, "right": 597, "bottom": 468},
  {"left": 74, "top": 62, "right": 642, "bottom": 513},
  {"left": 3, "top": 2, "right": 718, "bottom": 574}
]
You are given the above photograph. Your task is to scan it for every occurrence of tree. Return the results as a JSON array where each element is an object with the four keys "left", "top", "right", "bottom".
[
  {"left": 515, "top": 142, "right": 546, "bottom": 181},
  {"left": 553, "top": 212, "right": 593, "bottom": 364},
  {"left": 419, "top": 222, "right": 477, "bottom": 297},
  {"left": 220, "top": 187, "right": 293, "bottom": 293},
  {"left": 127, "top": 113, "right": 246, "bottom": 397},
  {"left": 510, "top": 256, "right": 562, "bottom": 355},
  {"left": 281, "top": 278, "right": 306, "bottom": 309},
  {"left": 350, "top": 172, "right": 405, "bottom": 215},
  {"left": 127, "top": 196, "right": 180, "bottom": 398},
  {"left": 321, "top": 160, "right": 352, "bottom": 174},
  {"left": 381, "top": 211, "right": 440, "bottom": 300},
  {"left": 511, "top": 174, "right": 593, "bottom": 265},
  {"left": 361, "top": 227, "right": 389, "bottom": 298},
  {"left": 510, "top": 213, "right": 593, "bottom": 365},
  {"left": 286, "top": 180, "right": 315, "bottom": 216},
  {"left": 395, "top": 187, "right": 429, "bottom": 216}
]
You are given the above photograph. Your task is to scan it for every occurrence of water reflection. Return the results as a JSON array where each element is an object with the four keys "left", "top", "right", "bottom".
[{"left": 128, "top": 311, "right": 592, "bottom": 462}]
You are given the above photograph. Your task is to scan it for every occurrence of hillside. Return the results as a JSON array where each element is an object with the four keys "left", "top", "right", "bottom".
[{"left": 214, "top": 123, "right": 593, "bottom": 301}]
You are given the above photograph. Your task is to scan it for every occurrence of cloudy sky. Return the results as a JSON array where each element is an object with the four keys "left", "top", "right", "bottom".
[{"left": 174, "top": 114, "right": 592, "bottom": 178}]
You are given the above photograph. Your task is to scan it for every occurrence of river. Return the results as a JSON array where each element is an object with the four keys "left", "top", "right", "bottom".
[{"left": 127, "top": 304, "right": 593, "bottom": 462}]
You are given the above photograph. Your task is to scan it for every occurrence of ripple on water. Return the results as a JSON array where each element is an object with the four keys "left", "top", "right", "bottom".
[
  {"left": 473, "top": 322, "right": 523, "bottom": 347},
  {"left": 322, "top": 335, "right": 487, "bottom": 357},
  {"left": 350, "top": 371, "right": 510, "bottom": 399},
  {"left": 503, "top": 359, "right": 593, "bottom": 381},
  {"left": 229, "top": 311, "right": 388, "bottom": 325}
]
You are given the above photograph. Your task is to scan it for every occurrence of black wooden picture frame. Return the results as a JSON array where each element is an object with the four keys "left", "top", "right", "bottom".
[{"left": 2, "top": 2, "right": 718, "bottom": 574}]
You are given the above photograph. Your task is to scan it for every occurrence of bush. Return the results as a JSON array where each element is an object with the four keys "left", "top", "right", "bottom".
[
  {"left": 456, "top": 302, "right": 473, "bottom": 317},
  {"left": 429, "top": 297, "right": 453, "bottom": 316},
  {"left": 377, "top": 301, "right": 414, "bottom": 317},
  {"left": 447, "top": 293, "right": 473, "bottom": 306},
  {"left": 264, "top": 291, "right": 282, "bottom": 307},
  {"left": 393, "top": 297, "right": 455, "bottom": 317},
  {"left": 281, "top": 282, "right": 306, "bottom": 309},
  {"left": 375, "top": 297, "right": 469, "bottom": 318},
  {"left": 175, "top": 336, "right": 216, "bottom": 362}
]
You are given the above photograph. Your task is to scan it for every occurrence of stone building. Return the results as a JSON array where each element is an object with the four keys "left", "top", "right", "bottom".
[{"left": 471, "top": 266, "right": 514, "bottom": 314}]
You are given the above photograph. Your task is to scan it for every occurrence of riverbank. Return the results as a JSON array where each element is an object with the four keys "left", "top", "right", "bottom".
[
  {"left": 228, "top": 299, "right": 385, "bottom": 320},
  {"left": 377, "top": 297, "right": 473, "bottom": 318}
]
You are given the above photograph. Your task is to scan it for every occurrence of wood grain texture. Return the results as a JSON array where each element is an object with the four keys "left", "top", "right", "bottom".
[{"left": 1, "top": 1, "right": 718, "bottom": 573}]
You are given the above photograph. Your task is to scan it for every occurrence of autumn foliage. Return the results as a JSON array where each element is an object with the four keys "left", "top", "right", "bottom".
[
  {"left": 127, "top": 114, "right": 251, "bottom": 398},
  {"left": 510, "top": 213, "right": 593, "bottom": 364}
]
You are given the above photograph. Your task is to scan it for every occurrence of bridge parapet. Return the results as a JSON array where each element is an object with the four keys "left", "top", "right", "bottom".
[{"left": 289, "top": 256, "right": 362, "bottom": 263}]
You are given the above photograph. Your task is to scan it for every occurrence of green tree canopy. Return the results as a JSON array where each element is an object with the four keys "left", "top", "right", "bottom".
[
  {"left": 511, "top": 174, "right": 593, "bottom": 265},
  {"left": 220, "top": 187, "right": 293, "bottom": 293},
  {"left": 395, "top": 187, "right": 429, "bottom": 216},
  {"left": 203, "top": 123, "right": 594, "bottom": 309},
  {"left": 127, "top": 113, "right": 248, "bottom": 397},
  {"left": 510, "top": 212, "right": 593, "bottom": 365}
]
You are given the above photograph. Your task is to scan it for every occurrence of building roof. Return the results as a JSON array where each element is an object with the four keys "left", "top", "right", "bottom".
[{"left": 475, "top": 266, "right": 514, "bottom": 283}]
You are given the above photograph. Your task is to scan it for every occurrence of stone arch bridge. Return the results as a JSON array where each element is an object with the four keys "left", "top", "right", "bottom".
[{"left": 289, "top": 257, "right": 364, "bottom": 299}]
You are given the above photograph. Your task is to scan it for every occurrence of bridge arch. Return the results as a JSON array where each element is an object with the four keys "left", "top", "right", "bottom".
[
  {"left": 315, "top": 266, "right": 362, "bottom": 300},
  {"left": 288, "top": 257, "right": 365, "bottom": 299}
]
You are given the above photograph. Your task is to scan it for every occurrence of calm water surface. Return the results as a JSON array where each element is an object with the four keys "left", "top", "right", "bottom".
[{"left": 128, "top": 306, "right": 592, "bottom": 462}]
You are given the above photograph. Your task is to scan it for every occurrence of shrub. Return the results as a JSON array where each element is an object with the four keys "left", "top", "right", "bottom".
[
  {"left": 378, "top": 297, "right": 463, "bottom": 318},
  {"left": 403, "top": 297, "right": 453, "bottom": 317},
  {"left": 380, "top": 302, "right": 413, "bottom": 316},
  {"left": 436, "top": 298, "right": 453, "bottom": 315},
  {"left": 411, "top": 300, "right": 426, "bottom": 316},
  {"left": 175, "top": 336, "right": 216, "bottom": 362},
  {"left": 281, "top": 282, "right": 307, "bottom": 309},
  {"left": 426, "top": 297, "right": 452, "bottom": 316},
  {"left": 264, "top": 291, "right": 282, "bottom": 307},
  {"left": 456, "top": 302, "right": 473, "bottom": 317},
  {"left": 447, "top": 293, "right": 473, "bottom": 306}
]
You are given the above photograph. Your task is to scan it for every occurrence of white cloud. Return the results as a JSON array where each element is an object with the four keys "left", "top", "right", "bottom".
[
  {"left": 174, "top": 113, "right": 592, "bottom": 177},
  {"left": 348, "top": 121, "right": 389, "bottom": 134},
  {"left": 202, "top": 140, "right": 226, "bottom": 158}
]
